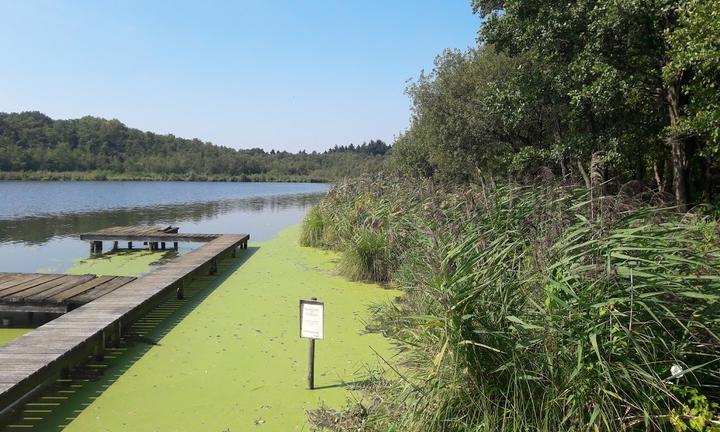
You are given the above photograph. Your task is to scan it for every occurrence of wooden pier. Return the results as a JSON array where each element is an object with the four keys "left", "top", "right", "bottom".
[
  {"left": 0, "top": 230, "right": 249, "bottom": 418},
  {"left": 0, "top": 273, "right": 136, "bottom": 314},
  {"left": 80, "top": 226, "right": 230, "bottom": 253}
]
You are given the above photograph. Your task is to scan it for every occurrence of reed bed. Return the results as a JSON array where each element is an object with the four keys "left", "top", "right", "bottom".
[{"left": 302, "top": 176, "right": 720, "bottom": 431}]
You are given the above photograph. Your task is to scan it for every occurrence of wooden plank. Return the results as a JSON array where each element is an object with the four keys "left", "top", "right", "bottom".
[
  {"left": 49, "top": 276, "right": 116, "bottom": 303},
  {"left": 5, "top": 275, "right": 83, "bottom": 302},
  {"left": 0, "top": 274, "right": 66, "bottom": 299},
  {"left": 68, "top": 276, "right": 136, "bottom": 304},
  {"left": 79, "top": 233, "right": 228, "bottom": 242},
  {"left": 0, "top": 273, "right": 23, "bottom": 284},
  {"left": 27, "top": 275, "right": 96, "bottom": 302},
  {"left": 0, "top": 274, "right": 41, "bottom": 291},
  {"left": 78, "top": 226, "right": 245, "bottom": 244},
  {"left": 0, "top": 275, "right": 45, "bottom": 292}
]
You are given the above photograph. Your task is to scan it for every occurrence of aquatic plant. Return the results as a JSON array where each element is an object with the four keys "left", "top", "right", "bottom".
[
  {"left": 303, "top": 176, "right": 720, "bottom": 431},
  {"left": 340, "top": 228, "right": 389, "bottom": 282},
  {"left": 300, "top": 206, "right": 325, "bottom": 247}
]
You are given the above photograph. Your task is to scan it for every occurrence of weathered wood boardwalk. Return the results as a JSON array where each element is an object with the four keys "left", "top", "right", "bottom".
[
  {"left": 0, "top": 232, "right": 249, "bottom": 417},
  {"left": 0, "top": 273, "right": 136, "bottom": 313},
  {"left": 80, "top": 226, "right": 230, "bottom": 253}
]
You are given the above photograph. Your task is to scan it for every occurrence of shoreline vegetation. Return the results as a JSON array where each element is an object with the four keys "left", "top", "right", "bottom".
[
  {"left": 0, "top": 170, "right": 330, "bottom": 183},
  {"left": 0, "top": 112, "right": 391, "bottom": 183},
  {"left": 301, "top": 177, "right": 720, "bottom": 431},
  {"left": 297, "top": 0, "right": 720, "bottom": 429}
]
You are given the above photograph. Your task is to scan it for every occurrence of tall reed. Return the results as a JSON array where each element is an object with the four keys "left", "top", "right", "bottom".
[{"left": 303, "top": 176, "right": 720, "bottom": 431}]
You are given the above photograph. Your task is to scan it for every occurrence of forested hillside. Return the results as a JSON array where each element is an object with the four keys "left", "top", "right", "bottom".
[{"left": 0, "top": 112, "right": 390, "bottom": 181}]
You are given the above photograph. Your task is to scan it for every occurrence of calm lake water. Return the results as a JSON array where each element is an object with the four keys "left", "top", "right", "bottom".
[{"left": 0, "top": 181, "right": 329, "bottom": 273}]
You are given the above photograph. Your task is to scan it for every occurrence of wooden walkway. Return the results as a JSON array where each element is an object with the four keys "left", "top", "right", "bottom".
[
  {"left": 0, "top": 233, "right": 249, "bottom": 417},
  {"left": 0, "top": 273, "right": 136, "bottom": 313},
  {"left": 80, "top": 226, "right": 236, "bottom": 254},
  {"left": 81, "top": 226, "right": 221, "bottom": 243}
]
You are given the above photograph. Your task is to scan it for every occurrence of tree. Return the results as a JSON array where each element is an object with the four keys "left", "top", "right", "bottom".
[
  {"left": 472, "top": 0, "right": 701, "bottom": 207},
  {"left": 665, "top": 0, "right": 720, "bottom": 199}
]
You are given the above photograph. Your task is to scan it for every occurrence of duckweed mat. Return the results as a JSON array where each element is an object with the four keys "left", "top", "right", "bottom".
[
  {"left": 2, "top": 226, "right": 397, "bottom": 431},
  {"left": 66, "top": 249, "right": 174, "bottom": 277},
  {"left": 0, "top": 328, "right": 31, "bottom": 347}
]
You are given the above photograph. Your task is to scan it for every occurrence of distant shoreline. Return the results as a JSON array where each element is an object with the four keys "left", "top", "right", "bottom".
[{"left": 0, "top": 171, "right": 330, "bottom": 183}]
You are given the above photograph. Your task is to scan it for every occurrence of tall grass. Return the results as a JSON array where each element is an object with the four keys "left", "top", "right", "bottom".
[
  {"left": 303, "top": 176, "right": 720, "bottom": 431},
  {"left": 300, "top": 206, "right": 325, "bottom": 247},
  {"left": 340, "top": 228, "right": 389, "bottom": 281}
]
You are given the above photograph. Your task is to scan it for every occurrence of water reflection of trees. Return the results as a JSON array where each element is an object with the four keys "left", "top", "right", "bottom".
[{"left": 0, "top": 193, "right": 322, "bottom": 245}]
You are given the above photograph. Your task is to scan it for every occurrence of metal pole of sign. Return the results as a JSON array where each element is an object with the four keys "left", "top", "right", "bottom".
[{"left": 308, "top": 296, "right": 317, "bottom": 390}]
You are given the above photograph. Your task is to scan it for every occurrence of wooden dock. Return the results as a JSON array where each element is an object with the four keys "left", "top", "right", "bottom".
[
  {"left": 80, "top": 226, "right": 231, "bottom": 253},
  {"left": 0, "top": 273, "right": 136, "bottom": 314},
  {"left": 0, "top": 232, "right": 249, "bottom": 418}
]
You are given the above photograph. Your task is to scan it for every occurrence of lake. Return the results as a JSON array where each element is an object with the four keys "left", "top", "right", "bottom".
[{"left": 0, "top": 181, "right": 329, "bottom": 273}]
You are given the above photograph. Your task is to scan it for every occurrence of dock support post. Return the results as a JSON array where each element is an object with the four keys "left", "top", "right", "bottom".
[
  {"left": 176, "top": 280, "right": 184, "bottom": 300},
  {"left": 94, "top": 334, "right": 105, "bottom": 361},
  {"left": 107, "top": 322, "right": 120, "bottom": 348},
  {"left": 91, "top": 241, "right": 103, "bottom": 254},
  {"left": 116, "top": 321, "right": 122, "bottom": 347},
  {"left": 209, "top": 259, "right": 217, "bottom": 275}
]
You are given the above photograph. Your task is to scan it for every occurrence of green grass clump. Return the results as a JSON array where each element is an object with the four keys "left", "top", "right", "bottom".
[
  {"left": 305, "top": 175, "right": 720, "bottom": 431},
  {"left": 299, "top": 206, "right": 325, "bottom": 247},
  {"left": 340, "top": 228, "right": 389, "bottom": 282}
]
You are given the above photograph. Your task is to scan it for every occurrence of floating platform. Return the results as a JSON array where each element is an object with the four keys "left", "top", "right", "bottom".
[
  {"left": 0, "top": 229, "right": 249, "bottom": 418},
  {"left": 0, "top": 273, "right": 136, "bottom": 314}
]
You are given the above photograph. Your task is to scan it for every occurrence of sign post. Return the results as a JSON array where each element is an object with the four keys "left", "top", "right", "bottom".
[{"left": 300, "top": 297, "right": 324, "bottom": 390}]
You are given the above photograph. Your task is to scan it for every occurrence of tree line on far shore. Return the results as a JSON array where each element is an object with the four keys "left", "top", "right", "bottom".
[{"left": 0, "top": 111, "right": 390, "bottom": 182}]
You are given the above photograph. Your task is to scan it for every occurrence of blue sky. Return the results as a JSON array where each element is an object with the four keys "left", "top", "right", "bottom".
[{"left": 0, "top": 1, "right": 480, "bottom": 152}]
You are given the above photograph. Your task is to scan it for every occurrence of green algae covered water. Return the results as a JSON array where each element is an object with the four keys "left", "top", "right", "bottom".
[
  {"left": 0, "top": 328, "right": 31, "bottom": 346},
  {"left": 67, "top": 249, "right": 171, "bottom": 277},
  {"left": 5, "top": 226, "right": 398, "bottom": 431},
  {"left": 63, "top": 226, "right": 399, "bottom": 431}
]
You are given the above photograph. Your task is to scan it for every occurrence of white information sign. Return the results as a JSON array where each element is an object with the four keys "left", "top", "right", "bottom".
[{"left": 300, "top": 299, "right": 324, "bottom": 340}]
